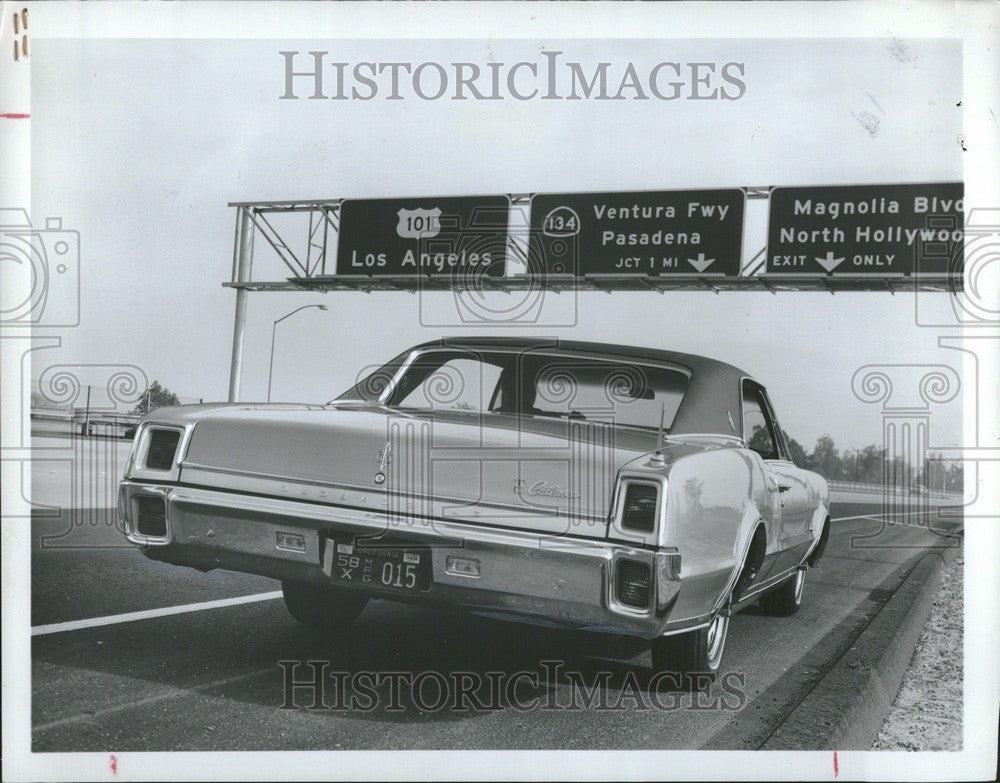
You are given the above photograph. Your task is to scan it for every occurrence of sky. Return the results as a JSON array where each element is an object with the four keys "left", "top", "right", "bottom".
[{"left": 25, "top": 35, "right": 965, "bottom": 451}]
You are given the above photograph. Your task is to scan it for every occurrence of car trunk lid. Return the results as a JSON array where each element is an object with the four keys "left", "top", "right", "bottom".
[{"left": 179, "top": 404, "right": 660, "bottom": 539}]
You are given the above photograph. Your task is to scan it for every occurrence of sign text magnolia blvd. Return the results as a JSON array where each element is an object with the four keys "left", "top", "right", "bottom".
[{"left": 766, "top": 183, "right": 964, "bottom": 275}]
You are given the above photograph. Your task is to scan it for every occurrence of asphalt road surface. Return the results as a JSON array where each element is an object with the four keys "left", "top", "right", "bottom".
[{"left": 31, "top": 483, "right": 961, "bottom": 751}]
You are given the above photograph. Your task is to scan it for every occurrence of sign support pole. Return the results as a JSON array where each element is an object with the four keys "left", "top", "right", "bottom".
[{"left": 227, "top": 207, "right": 253, "bottom": 402}]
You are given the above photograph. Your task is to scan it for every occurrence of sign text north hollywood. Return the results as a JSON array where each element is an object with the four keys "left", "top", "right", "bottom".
[{"left": 767, "top": 183, "right": 964, "bottom": 275}]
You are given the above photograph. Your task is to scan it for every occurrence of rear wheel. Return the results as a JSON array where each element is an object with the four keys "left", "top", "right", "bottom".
[
  {"left": 650, "top": 611, "right": 730, "bottom": 688},
  {"left": 281, "top": 580, "right": 369, "bottom": 628},
  {"left": 759, "top": 568, "right": 806, "bottom": 616}
]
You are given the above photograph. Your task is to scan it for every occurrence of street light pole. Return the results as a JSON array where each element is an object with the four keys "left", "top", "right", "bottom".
[{"left": 266, "top": 304, "right": 328, "bottom": 402}]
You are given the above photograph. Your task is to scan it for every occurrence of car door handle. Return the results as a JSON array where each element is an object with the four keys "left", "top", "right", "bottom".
[{"left": 777, "top": 482, "right": 792, "bottom": 493}]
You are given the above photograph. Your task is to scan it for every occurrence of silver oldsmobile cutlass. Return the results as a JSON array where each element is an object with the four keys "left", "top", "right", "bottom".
[{"left": 120, "top": 338, "right": 830, "bottom": 682}]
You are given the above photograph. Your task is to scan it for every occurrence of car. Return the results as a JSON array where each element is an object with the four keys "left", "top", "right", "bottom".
[{"left": 119, "top": 337, "right": 830, "bottom": 684}]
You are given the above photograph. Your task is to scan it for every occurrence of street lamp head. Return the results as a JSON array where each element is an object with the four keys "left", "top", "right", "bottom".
[{"left": 267, "top": 302, "right": 330, "bottom": 402}]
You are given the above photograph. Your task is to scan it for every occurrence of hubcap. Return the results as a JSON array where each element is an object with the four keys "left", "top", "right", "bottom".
[
  {"left": 706, "top": 612, "right": 730, "bottom": 670},
  {"left": 793, "top": 569, "right": 806, "bottom": 604}
]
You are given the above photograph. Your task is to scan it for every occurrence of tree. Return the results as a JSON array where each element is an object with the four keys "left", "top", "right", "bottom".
[
  {"left": 31, "top": 389, "right": 70, "bottom": 411},
  {"left": 921, "top": 453, "right": 964, "bottom": 494},
  {"left": 808, "top": 435, "right": 846, "bottom": 480},
  {"left": 131, "top": 381, "right": 181, "bottom": 415},
  {"left": 840, "top": 444, "right": 893, "bottom": 484},
  {"left": 945, "top": 462, "right": 964, "bottom": 494},
  {"left": 887, "top": 454, "right": 915, "bottom": 488}
]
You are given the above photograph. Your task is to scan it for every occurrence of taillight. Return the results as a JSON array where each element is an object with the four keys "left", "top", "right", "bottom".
[
  {"left": 621, "top": 483, "right": 658, "bottom": 533},
  {"left": 145, "top": 428, "right": 180, "bottom": 470},
  {"left": 615, "top": 559, "right": 651, "bottom": 609}
]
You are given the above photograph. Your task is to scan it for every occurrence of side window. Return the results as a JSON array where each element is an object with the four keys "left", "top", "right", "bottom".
[
  {"left": 397, "top": 358, "right": 502, "bottom": 412},
  {"left": 759, "top": 389, "right": 791, "bottom": 462},
  {"left": 741, "top": 382, "right": 778, "bottom": 460}
]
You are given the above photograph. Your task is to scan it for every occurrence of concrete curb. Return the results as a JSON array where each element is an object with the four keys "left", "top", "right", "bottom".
[{"left": 761, "top": 539, "right": 962, "bottom": 750}]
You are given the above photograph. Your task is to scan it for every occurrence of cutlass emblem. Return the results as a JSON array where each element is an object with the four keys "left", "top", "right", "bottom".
[
  {"left": 374, "top": 442, "right": 391, "bottom": 485},
  {"left": 514, "top": 479, "right": 579, "bottom": 500}
]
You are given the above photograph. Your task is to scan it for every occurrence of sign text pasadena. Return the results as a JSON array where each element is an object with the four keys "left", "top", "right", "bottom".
[{"left": 527, "top": 190, "right": 745, "bottom": 276}]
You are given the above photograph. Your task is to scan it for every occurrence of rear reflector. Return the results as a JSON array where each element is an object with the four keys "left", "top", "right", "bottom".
[
  {"left": 446, "top": 555, "right": 481, "bottom": 578},
  {"left": 145, "top": 428, "right": 180, "bottom": 470},
  {"left": 276, "top": 531, "right": 306, "bottom": 552},
  {"left": 135, "top": 496, "right": 167, "bottom": 538},
  {"left": 616, "top": 559, "right": 651, "bottom": 609}
]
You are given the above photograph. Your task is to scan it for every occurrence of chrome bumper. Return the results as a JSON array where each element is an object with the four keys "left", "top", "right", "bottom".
[{"left": 119, "top": 481, "right": 684, "bottom": 639}]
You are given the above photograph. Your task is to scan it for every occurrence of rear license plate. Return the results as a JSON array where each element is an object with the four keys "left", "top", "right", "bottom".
[{"left": 330, "top": 540, "right": 431, "bottom": 594}]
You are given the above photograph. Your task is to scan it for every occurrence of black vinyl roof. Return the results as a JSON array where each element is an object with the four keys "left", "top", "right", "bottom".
[
  {"left": 409, "top": 337, "right": 753, "bottom": 437},
  {"left": 414, "top": 337, "right": 747, "bottom": 376}
]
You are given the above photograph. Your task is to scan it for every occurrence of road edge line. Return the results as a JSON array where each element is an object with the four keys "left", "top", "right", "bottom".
[
  {"left": 31, "top": 591, "right": 284, "bottom": 636},
  {"left": 760, "top": 537, "right": 962, "bottom": 750}
]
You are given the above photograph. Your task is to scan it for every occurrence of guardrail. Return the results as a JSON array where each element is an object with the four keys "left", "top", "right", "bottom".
[
  {"left": 828, "top": 480, "right": 962, "bottom": 501},
  {"left": 31, "top": 409, "right": 140, "bottom": 422},
  {"left": 31, "top": 409, "right": 140, "bottom": 439}
]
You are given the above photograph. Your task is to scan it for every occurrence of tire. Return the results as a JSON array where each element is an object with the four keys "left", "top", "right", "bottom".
[
  {"left": 281, "top": 580, "right": 369, "bottom": 629},
  {"left": 650, "top": 611, "right": 730, "bottom": 688},
  {"left": 759, "top": 568, "right": 806, "bottom": 616}
]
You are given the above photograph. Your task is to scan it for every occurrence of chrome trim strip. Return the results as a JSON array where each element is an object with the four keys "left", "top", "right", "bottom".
[
  {"left": 732, "top": 565, "right": 799, "bottom": 605},
  {"left": 660, "top": 619, "right": 712, "bottom": 637},
  {"left": 127, "top": 481, "right": 612, "bottom": 554},
  {"left": 665, "top": 433, "right": 743, "bottom": 443},
  {"left": 378, "top": 349, "right": 420, "bottom": 406},
  {"left": 661, "top": 565, "right": 799, "bottom": 636},
  {"left": 712, "top": 517, "right": 767, "bottom": 616},
  {"left": 176, "top": 462, "right": 609, "bottom": 523}
]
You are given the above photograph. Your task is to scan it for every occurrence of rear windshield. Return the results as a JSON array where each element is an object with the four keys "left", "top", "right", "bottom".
[{"left": 349, "top": 349, "right": 689, "bottom": 432}]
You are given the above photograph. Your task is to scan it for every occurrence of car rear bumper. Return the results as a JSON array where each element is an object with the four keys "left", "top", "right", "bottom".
[{"left": 119, "top": 480, "right": 686, "bottom": 639}]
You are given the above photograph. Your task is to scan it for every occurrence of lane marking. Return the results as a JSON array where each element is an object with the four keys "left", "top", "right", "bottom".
[
  {"left": 31, "top": 591, "right": 283, "bottom": 636},
  {"left": 33, "top": 667, "right": 274, "bottom": 733},
  {"left": 831, "top": 509, "right": 933, "bottom": 523}
]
